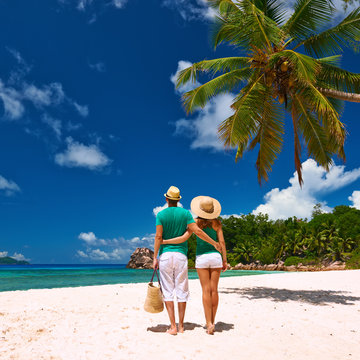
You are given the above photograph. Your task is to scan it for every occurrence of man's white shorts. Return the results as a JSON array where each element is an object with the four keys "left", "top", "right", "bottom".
[
  {"left": 195, "top": 252, "right": 223, "bottom": 269},
  {"left": 159, "top": 252, "right": 189, "bottom": 302}
]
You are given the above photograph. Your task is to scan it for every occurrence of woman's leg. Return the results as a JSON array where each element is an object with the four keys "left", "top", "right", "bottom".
[
  {"left": 196, "top": 268, "right": 213, "bottom": 333},
  {"left": 209, "top": 268, "right": 222, "bottom": 325}
]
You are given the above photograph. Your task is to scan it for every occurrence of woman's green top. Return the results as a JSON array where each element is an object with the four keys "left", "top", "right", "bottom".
[{"left": 196, "top": 226, "right": 221, "bottom": 256}]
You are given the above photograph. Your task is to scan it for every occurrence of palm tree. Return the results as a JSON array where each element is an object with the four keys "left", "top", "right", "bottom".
[
  {"left": 233, "top": 235, "right": 258, "bottom": 262},
  {"left": 176, "top": 0, "right": 360, "bottom": 184}
]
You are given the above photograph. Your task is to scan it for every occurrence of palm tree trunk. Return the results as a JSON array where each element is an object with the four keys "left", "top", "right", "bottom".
[{"left": 319, "top": 88, "right": 360, "bottom": 103}]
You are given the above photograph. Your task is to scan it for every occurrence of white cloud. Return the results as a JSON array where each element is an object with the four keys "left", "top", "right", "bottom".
[
  {"left": 77, "top": 250, "right": 88, "bottom": 258},
  {"left": 23, "top": 82, "right": 65, "bottom": 108},
  {"left": 221, "top": 214, "right": 243, "bottom": 219},
  {"left": 171, "top": 60, "right": 235, "bottom": 152},
  {"left": 0, "top": 58, "right": 87, "bottom": 122},
  {"left": 78, "top": 231, "right": 97, "bottom": 245},
  {"left": 55, "top": 137, "right": 111, "bottom": 170},
  {"left": 112, "top": 0, "right": 127, "bottom": 9},
  {"left": 12, "top": 252, "right": 30, "bottom": 262},
  {"left": 0, "top": 175, "right": 21, "bottom": 196},
  {"left": 42, "top": 114, "right": 62, "bottom": 139},
  {"left": 7, "top": 48, "right": 32, "bottom": 84},
  {"left": 78, "top": 231, "right": 107, "bottom": 246},
  {"left": 170, "top": 60, "right": 201, "bottom": 94},
  {"left": 175, "top": 93, "right": 235, "bottom": 151},
  {"left": 60, "top": 0, "right": 127, "bottom": 12},
  {"left": 89, "top": 62, "right": 106, "bottom": 72},
  {"left": 153, "top": 202, "right": 183, "bottom": 216},
  {"left": 76, "top": 231, "right": 156, "bottom": 262},
  {"left": 77, "top": 0, "right": 92, "bottom": 11},
  {"left": 73, "top": 102, "right": 89, "bottom": 117},
  {"left": 66, "top": 121, "right": 82, "bottom": 131},
  {"left": 0, "top": 81, "right": 24, "bottom": 119},
  {"left": 253, "top": 159, "right": 360, "bottom": 220},
  {"left": 162, "top": 0, "right": 216, "bottom": 21},
  {"left": 0, "top": 250, "right": 29, "bottom": 261},
  {"left": 349, "top": 191, "right": 360, "bottom": 210}
]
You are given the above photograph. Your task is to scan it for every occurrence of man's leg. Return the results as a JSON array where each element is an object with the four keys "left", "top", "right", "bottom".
[
  {"left": 164, "top": 301, "right": 177, "bottom": 335},
  {"left": 159, "top": 254, "right": 177, "bottom": 335},
  {"left": 174, "top": 254, "right": 189, "bottom": 333},
  {"left": 177, "top": 302, "right": 186, "bottom": 333}
]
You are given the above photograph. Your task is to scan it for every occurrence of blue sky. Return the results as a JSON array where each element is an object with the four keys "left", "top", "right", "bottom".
[{"left": 1, "top": 0, "right": 360, "bottom": 264}]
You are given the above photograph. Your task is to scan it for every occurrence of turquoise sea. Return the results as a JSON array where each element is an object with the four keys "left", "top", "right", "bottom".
[{"left": 0, "top": 264, "right": 275, "bottom": 292}]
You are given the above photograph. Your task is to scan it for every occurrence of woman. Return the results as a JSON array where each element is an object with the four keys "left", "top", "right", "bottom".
[{"left": 162, "top": 196, "right": 227, "bottom": 335}]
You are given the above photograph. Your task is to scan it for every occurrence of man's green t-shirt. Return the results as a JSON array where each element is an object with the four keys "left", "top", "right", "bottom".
[{"left": 156, "top": 207, "right": 195, "bottom": 256}]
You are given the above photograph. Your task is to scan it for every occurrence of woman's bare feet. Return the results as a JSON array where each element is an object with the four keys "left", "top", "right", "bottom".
[
  {"left": 166, "top": 326, "right": 177, "bottom": 335},
  {"left": 178, "top": 325, "right": 184, "bottom": 333},
  {"left": 206, "top": 323, "right": 215, "bottom": 335}
]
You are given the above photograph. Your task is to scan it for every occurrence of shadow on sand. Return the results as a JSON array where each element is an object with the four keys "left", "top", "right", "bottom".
[
  {"left": 147, "top": 321, "right": 234, "bottom": 333},
  {"left": 219, "top": 287, "right": 360, "bottom": 306}
]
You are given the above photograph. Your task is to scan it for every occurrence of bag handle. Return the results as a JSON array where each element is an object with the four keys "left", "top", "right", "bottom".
[{"left": 150, "top": 268, "right": 160, "bottom": 284}]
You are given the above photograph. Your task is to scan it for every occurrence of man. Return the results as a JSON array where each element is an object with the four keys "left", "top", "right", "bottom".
[{"left": 153, "top": 186, "right": 221, "bottom": 335}]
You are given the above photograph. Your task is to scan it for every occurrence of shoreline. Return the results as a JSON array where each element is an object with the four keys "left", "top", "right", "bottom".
[
  {"left": 230, "top": 260, "right": 347, "bottom": 272},
  {"left": 0, "top": 268, "right": 278, "bottom": 293},
  {"left": 1, "top": 270, "right": 360, "bottom": 359}
]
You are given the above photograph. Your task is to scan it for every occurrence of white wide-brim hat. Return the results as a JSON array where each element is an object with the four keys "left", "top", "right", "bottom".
[{"left": 191, "top": 196, "right": 221, "bottom": 219}]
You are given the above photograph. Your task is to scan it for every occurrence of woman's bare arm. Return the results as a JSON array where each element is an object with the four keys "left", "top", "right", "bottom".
[
  {"left": 213, "top": 220, "right": 227, "bottom": 271},
  {"left": 162, "top": 230, "right": 193, "bottom": 244}
]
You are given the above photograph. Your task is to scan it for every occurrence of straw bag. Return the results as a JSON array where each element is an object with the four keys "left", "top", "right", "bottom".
[{"left": 144, "top": 269, "right": 164, "bottom": 313}]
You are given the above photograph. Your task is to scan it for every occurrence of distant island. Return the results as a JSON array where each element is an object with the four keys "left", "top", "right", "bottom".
[{"left": 0, "top": 256, "right": 30, "bottom": 265}]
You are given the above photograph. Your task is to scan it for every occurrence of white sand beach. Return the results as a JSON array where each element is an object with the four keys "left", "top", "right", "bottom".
[{"left": 1, "top": 270, "right": 360, "bottom": 360}]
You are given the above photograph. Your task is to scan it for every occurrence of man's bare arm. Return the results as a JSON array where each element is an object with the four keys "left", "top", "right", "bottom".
[
  {"left": 188, "top": 223, "right": 221, "bottom": 252},
  {"left": 153, "top": 225, "right": 163, "bottom": 269}
]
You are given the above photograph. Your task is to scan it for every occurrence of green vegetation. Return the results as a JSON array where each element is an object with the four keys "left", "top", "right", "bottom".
[
  {"left": 346, "top": 248, "right": 360, "bottom": 269},
  {"left": 187, "top": 205, "right": 360, "bottom": 268},
  {"left": 0, "top": 256, "right": 30, "bottom": 265},
  {"left": 176, "top": 0, "right": 360, "bottom": 185}
]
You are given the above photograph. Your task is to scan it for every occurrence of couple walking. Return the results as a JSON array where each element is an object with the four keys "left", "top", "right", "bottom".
[{"left": 153, "top": 186, "right": 227, "bottom": 335}]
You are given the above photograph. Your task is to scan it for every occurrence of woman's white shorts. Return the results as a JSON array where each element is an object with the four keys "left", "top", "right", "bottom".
[
  {"left": 159, "top": 252, "right": 189, "bottom": 302},
  {"left": 195, "top": 252, "right": 223, "bottom": 269}
]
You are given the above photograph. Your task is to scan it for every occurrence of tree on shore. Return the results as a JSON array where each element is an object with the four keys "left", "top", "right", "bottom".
[
  {"left": 176, "top": 0, "right": 360, "bottom": 184},
  {"left": 219, "top": 205, "right": 360, "bottom": 266}
]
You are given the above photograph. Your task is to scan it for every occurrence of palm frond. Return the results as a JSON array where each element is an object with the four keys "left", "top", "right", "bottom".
[
  {"left": 301, "top": 83, "right": 346, "bottom": 146},
  {"left": 252, "top": 0, "right": 287, "bottom": 25},
  {"left": 292, "top": 92, "right": 333, "bottom": 170},
  {"left": 182, "top": 68, "right": 251, "bottom": 113},
  {"left": 240, "top": 0, "right": 283, "bottom": 49},
  {"left": 212, "top": 0, "right": 283, "bottom": 50},
  {"left": 317, "top": 55, "right": 342, "bottom": 66},
  {"left": 175, "top": 57, "right": 251, "bottom": 89},
  {"left": 316, "top": 61, "right": 360, "bottom": 93},
  {"left": 301, "top": 8, "right": 360, "bottom": 57},
  {"left": 252, "top": 93, "right": 284, "bottom": 184},
  {"left": 283, "top": 0, "right": 334, "bottom": 40},
  {"left": 218, "top": 73, "right": 264, "bottom": 147}
]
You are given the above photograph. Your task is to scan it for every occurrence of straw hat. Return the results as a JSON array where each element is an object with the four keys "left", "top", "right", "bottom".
[
  {"left": 164, "top": 186, "right": 182, "bottom": 200},
  {"left": 191, "top": 196, "right": 221, "bottom": 219}
]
